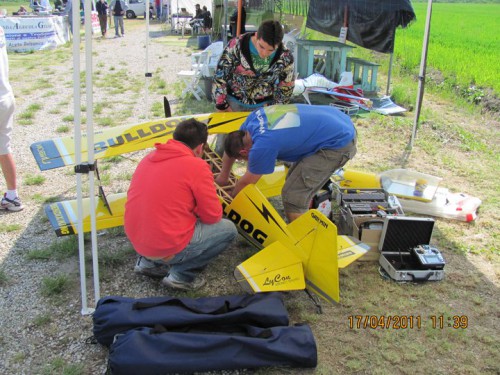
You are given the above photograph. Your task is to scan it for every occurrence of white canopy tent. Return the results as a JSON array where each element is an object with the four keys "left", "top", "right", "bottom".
[{"left": 172, "top": 0, "right": 212, "bottom": 15}]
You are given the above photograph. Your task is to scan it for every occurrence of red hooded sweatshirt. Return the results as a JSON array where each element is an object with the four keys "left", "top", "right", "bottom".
[{"left": 124, "top": 139, "right": 222, "bottom": 258}]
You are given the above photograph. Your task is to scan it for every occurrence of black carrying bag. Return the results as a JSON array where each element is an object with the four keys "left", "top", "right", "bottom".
[
  {"left": 93, "top": 292, "right": 289, "bottom": 347},
  {"left": 108, "top": 324, "right": 317, "bottom": 374}
]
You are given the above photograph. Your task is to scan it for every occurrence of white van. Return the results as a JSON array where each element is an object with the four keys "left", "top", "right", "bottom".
[{"left": 125, "top": 0, "right": 146, "bottom": 19}]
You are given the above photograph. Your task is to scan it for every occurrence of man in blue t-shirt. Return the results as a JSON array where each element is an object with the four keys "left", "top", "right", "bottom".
[{"left": 215, "top": 104, "right": 357, "bottom": 222}]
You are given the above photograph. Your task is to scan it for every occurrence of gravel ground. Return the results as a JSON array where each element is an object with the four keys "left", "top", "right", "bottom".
[{"left": 0, "top": 21, "right": 201, "bottom": 374}]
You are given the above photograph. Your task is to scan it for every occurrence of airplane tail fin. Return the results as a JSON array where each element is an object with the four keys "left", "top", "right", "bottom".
[
  {"left": 229, "top": 185, "right": 368, "bottom": 304},
  {"left": 234, "top": 241, "right": 305, "bottom": 293},
  {"left": 287, "top": 210, "right": 341, "bottom": 304}
]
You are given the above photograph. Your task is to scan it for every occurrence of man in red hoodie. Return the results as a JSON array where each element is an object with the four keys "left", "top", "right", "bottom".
[{"left": 124, "top": 119, "right": 237, "bottom": 291}]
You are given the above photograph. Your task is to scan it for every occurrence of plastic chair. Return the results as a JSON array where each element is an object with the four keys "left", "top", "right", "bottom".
[
  {"left": 194, "top": 41, "right": 223, "bottom": 77},
  {"left": 177, "top": 50, "right": 210, "bottom": 100}
]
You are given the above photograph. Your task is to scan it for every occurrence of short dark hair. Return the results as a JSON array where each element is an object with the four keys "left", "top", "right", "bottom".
[
  {"left": 173, "top": 119, "right": 208, "bottom": 149},
  {"left": 224, "top": 130, "right": 246, "bottom": 158},
  {"left": 257, "top": 20, "right": 284, "bottom": 48}
]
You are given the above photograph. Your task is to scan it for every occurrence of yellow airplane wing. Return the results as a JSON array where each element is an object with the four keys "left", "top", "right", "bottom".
[
  {"left": 45, "top": 193, "right": 127, "bottom": 236},
  {"left": 44, "top": 145, "right": 288, "bottom": 237},
  {"left": 30, "top": 112, "right": 249, "bottom": 171}
]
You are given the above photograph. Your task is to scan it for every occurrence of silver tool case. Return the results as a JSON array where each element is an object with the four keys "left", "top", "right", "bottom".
[{"left": 378, "top": 216, "right": 445, "bottom": 282}]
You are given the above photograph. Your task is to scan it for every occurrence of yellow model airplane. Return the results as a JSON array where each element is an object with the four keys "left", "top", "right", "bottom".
[{"left": 31, "top": 111, "right": 369, "bottom": 304}]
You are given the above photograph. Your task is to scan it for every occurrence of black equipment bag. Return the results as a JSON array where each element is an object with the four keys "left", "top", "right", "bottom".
[
  {"left": 93, "top": 292, "right": 289, "bottom": 347},
  {"left": 108, "top": 324, "right": 317, "bottom": 374}
]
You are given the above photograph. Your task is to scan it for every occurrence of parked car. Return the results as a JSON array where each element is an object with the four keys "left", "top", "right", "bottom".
[
  {"left": 125, "top": 0, "right": 145, "bottom": 19},
  {"left": 125, "top": 0, "right": 155, "bottom": 19}
]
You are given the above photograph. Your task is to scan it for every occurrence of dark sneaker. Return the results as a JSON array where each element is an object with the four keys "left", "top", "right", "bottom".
[
  {"left": 1, "top": 194, "right": 24, "bottom": 212},
  {"left": 161, "top": 274, "right": 206, "bottom": 291},
  {"left": 134, "top": 256, "right": 170, "bottom": 278}
]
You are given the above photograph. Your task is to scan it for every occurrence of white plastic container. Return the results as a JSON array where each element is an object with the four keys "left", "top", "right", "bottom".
[
  {"left": 379, "top": 169, "right": 442, "bottom": 202},
  {"left": 398, "top": 187, "right": 481, "bottom": 222}
]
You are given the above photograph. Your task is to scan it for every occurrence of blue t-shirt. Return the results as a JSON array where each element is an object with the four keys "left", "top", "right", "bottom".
[{"left": 241, "top": 104, "right": 355, "bottom": 175}]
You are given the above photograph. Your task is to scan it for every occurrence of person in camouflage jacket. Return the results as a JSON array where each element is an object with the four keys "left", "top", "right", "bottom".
[{"left": 213, "top": 20, "right": 295, "bottom": 112}]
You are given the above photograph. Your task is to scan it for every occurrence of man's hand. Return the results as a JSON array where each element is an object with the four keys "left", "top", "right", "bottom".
[
  {"left": 216, "top": 153, "right": 236, "bottom": 187},
  {"left": 214, "top": 175, "right": 229, "bottom": 187},
  {"left": 232, "top": 171, "right": 262, "bottom": 197}
]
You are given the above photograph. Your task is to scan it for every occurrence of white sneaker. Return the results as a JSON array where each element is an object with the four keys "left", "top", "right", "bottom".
[{"left": 1, "top": 194, "right": 24, "bottom": 212}]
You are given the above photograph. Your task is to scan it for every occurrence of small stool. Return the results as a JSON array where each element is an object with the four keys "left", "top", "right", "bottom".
[{"left": 346, "top": 57, "right": 380, "bottom": 92}]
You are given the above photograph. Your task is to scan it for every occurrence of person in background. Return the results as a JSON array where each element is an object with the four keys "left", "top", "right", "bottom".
[
  {"left": 39, "top": 0, "right": 53, "bottom": 11},
  {"left": 0, "top": 27, "right": 23, "bottom": 212},
  {"left": 188, "top": 3, "right": 203, "bottom": 33},
  {"left": 162, "top": 0, "right": 169, "bottom": 22},
  {"left": 154, "top": 0, "right": 161, "bottom": 21},
  {"left": 15, "top": 6, "right": 28, "bottom": 15},
  {"left": 32, "top": 0, "right": 41, "bottom": 11},
  {"left": 229, "top": 3, "right": 245, "bottom": 37},
  {"left": 125, "top": 119, "right": 237, "bottom": 291},
  {"left": 216, "top": 104, "right": 357, "bottom": 223},
  {"left": 109, "top": 0, "right": 127, "bottom": 38},
  {"left": 62, "top": 0, "right": 73, "bottom": 33},
  {"left": 53, "top": 0, "right": 63, "bottom": 11},
  {"left": 212, "top": 19, "right": 295, "bottom": 155},
  {"left": 201, "top": 5, "right": 212, "bottom": 33},
  {"left": 193, "top": 3, "right": 202, "bottom": 18},
  {"left": 96, "top": 0, "right": 108, "bottom": 37}
]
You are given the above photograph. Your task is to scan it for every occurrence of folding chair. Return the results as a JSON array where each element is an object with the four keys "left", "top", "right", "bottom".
[
  {"left": 177, "top": 50, "right": 210, "bottom": 100},
  {"left": 193, "top": 41, "right": 223, "bottom": 77}
]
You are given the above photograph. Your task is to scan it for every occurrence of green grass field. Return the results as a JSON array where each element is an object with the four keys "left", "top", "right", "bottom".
[{"left": 394, "top": 3, "right": 500, "bottom": 95}]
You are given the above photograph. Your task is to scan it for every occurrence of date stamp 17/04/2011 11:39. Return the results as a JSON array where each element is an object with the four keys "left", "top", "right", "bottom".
[{"left": 348, "top": 315, "right": 469, "bottom": 330}]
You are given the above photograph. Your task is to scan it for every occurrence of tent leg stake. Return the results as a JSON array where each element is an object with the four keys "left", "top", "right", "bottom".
[{"left": 305, "top": 289, "right": 323, "bottom": 314}]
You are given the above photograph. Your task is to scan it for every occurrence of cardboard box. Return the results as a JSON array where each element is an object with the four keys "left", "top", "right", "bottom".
[{"left": 352, "top": 216, "right": 384, "bottom": 261}]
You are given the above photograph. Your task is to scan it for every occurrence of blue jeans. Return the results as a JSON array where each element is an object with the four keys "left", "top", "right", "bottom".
[
  {"left": 162, "top": 219, "right": 237, "bottom": 282},
  {"left": 114, "top": 15, "right": 124, "bottom": 36}
]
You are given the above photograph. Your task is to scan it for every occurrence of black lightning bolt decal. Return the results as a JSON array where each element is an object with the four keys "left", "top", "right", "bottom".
[
  {"left": 207, "top": 115, "right": 248, "bottom": 130},
  {"left": 247, "top": 195, "right": 287, "bottom": 235}
]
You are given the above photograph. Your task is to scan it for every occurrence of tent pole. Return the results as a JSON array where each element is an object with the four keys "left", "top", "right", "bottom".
[
  {"left": 386, "top": 52, "right": 393, "bottom": 96},
  {"left": 236, "top": 0, "right": 242, "bottom": 37},
  {"left": 145, "top": 0, "right": 150, "bottom": 120},
  {"left": 72, "top": 0, "right": 89, "bottom": 316},
  {"left": 84, "top": 0, "right": 100, "bottom": 312},
  {"left": 223, "top": 0, "right": 228, "bottom": 47},
  {"left": 410, "top": 0, "right": 432, "bottom": 149}
]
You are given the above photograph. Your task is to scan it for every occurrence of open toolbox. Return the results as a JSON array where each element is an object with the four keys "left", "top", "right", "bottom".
[{"left": 334, "top": 188, "right": 404, "bottom": 260}]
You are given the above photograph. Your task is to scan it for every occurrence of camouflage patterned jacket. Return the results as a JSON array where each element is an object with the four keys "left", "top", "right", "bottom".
[{"left": 213, "top": 32, "right": 295, "bottom": 110}]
